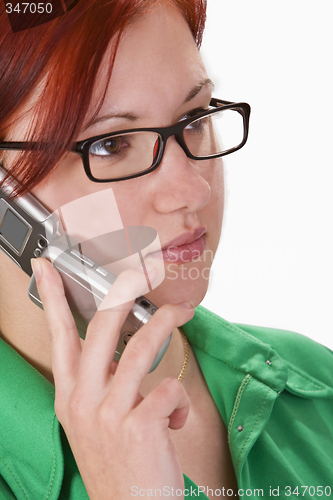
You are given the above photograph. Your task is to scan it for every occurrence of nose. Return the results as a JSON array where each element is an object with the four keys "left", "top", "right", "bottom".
[{"left": 151, "top": 136, "right": 211, "bottom": 214}]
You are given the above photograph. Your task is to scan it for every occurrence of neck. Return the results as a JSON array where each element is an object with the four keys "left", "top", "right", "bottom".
[
  {"left": 0, "top": 253, "right": 54, "bottom": 382},
  {"left": 139, "top": 326, "right": 189, "bottom": 396}
]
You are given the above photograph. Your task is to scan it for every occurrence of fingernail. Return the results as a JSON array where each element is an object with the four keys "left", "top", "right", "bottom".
[
  {"left": 31, "top": 258, "right": 42, "bottom": 281},
  {"left": 179, "top": 301, "right": 194, "bottom": 310}
]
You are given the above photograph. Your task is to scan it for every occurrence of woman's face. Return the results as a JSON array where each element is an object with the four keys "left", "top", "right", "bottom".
[{"left": 21, "top": 3, "right": 224, "bottom": 307}]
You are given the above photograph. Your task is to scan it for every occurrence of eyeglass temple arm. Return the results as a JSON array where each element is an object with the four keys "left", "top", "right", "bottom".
[
  {"left": 210, "top": 98, "right": 233, "bottom": 107},
  {"left": 210, "top": 98, "right": 251, "bottom": 122},
  {"left": 0, "top": 142, "right": 31, "bottom": 149}
]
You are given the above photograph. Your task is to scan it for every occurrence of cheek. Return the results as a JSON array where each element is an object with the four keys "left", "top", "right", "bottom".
[
  {"left": 31, "top": 154, "right": 89, "bottom": 210},
  {"left": 202, "top": 158, "right": 224, "bottom": 233},
  {"left": 210, "top": 158, "right": 224, "bottom": 207},
  {"left": 111, "top": 180, "right": 151, "bottom": 226}
]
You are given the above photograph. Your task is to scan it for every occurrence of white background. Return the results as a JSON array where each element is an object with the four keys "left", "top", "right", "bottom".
[{"left": 200, "top": 0, "right": 333, "bottom": 349}]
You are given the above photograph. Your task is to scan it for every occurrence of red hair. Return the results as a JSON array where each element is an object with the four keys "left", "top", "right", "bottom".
[{"left": 0, "top": 0, "right": 207, "bottom": 196}]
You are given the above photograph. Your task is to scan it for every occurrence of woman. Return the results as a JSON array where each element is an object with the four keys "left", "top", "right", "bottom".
[{"left": 0, "top": 1, "right": 332, "bottom": 499}]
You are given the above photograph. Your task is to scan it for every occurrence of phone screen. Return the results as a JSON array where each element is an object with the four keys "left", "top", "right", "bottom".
[{"left": 0, "top": 208, "right": 31, "bottom": 254}]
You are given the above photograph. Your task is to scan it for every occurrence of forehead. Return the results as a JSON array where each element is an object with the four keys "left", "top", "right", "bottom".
[{"left": 89, "top": 3, "right": 208, "bottom": 124}]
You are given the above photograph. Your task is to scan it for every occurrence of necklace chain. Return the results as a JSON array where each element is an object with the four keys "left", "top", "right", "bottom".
[{"left": 177, "top": 330, "right": 189, "bottom": 381}]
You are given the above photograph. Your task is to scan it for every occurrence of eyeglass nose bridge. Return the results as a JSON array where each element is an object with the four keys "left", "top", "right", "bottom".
[{"left": 155, "top": 123, "right": 193, "bottom": 169}]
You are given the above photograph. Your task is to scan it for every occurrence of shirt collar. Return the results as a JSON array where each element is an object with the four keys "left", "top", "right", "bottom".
[{"left": 182, "top": 306, "right": 333, "bottom": 398}]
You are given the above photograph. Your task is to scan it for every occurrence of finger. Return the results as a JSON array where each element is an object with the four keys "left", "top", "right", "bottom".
[
  {"left": 97, "top": 259, "right": 158, "bottom": 312},
  {"left": 109, "top": 302, "right": 194, "bottom": 414},
  {"left": 31, "top": 258, "right": 82, "bottom": 392},
  {"left": 75, "top": 264, "right": 158, "bottom": 390},
  {"left": 132, "top": 377, "right": 190, "bottom": 431}
]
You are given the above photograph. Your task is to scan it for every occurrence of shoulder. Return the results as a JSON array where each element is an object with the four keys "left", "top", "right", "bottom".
[
  {"left": 234, "top": 321, "right": 333, "bottom": 388},
  {"left": 185, "top": 306, "right": 333, "bottom": 393}
]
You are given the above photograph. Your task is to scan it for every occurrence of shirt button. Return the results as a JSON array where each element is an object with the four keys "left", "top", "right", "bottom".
[
  {"left": 266, "top": 360, "right": 272, "bottom": 365},
  {"left": 237, "top": 425, "right": 243, "bottom": 432}
]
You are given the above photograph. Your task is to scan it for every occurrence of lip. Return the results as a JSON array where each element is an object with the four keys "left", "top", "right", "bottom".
[
  {"left": 161, "top": 227, "right": 207, "bottom": 251},
  {"left": 147, "top": 226, "right": 207, "bottom": 264}
]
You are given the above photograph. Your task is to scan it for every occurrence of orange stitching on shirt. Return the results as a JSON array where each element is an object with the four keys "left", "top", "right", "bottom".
[
  {"left": 0, "top": 456, "right": 28, "bottom": 499},
  {"left": 237, "top": 387, "right": 272, "bottom": 469},
  {"left": 228, "top": 374, "right": 252, "bottom": 441}
]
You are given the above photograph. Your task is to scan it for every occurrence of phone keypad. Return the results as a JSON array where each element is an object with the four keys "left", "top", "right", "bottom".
[{"left": 96, "top": 266, "right": 108, "bottom": 276}]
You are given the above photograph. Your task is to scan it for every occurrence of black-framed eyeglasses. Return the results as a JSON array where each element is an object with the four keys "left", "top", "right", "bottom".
[{"left": 0, "top": 98, "right": 250, "bottom": 183}]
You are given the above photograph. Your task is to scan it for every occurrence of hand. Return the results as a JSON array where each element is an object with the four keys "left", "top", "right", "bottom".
[{"left": 31, "top": 257, "right": 194, "bottom": 499}]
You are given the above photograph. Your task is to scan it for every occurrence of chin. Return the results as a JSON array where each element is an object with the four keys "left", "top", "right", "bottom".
[{"left": 144, "top": 260, "right": 211, "bottom": 308}]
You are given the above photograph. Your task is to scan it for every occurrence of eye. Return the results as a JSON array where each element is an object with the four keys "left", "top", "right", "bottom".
[
  {"left": 184, "top": 114, "right": 211, "bottom": 135},
  {"left": 103, "top": 138, "right": 121, "bottom": 154},
  {"left": 90, "top": 136, "right": 129, "bottom": 157},
  {"left": 179, "top": 106, "right": 209, "bottom": 122}
]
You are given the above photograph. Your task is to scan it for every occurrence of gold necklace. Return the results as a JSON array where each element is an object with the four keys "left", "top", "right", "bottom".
[{"left": 177, "top": 330, "right": 189, "bottom": 381}]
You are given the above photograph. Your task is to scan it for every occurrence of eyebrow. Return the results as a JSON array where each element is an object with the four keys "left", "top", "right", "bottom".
[
  {"left": 84, "top": 78, "right": 214, "bottom": 131},
  {"left": 84, "top": 112, "right": 137, "bottom": 131},
  {"left": 184, "top": 78, "right": 214, "bottom": 102}
]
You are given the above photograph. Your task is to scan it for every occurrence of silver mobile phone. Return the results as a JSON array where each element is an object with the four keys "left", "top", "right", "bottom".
[{"left": 0, "top": 167, "right": 171, "bottom": 371}]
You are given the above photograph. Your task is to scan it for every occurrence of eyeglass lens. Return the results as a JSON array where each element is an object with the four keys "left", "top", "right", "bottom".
[{"left": 88, "top": 107, "right": 245, "bottom": 180}]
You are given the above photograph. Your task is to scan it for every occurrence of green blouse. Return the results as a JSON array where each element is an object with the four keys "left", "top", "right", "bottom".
[{"left": 1, "top": 306, "right": 332, "bottom": 499}]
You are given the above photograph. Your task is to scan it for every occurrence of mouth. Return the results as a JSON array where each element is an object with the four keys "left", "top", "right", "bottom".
[{"left": 149, "top": 227, "right": 207, "bottom": 264}]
